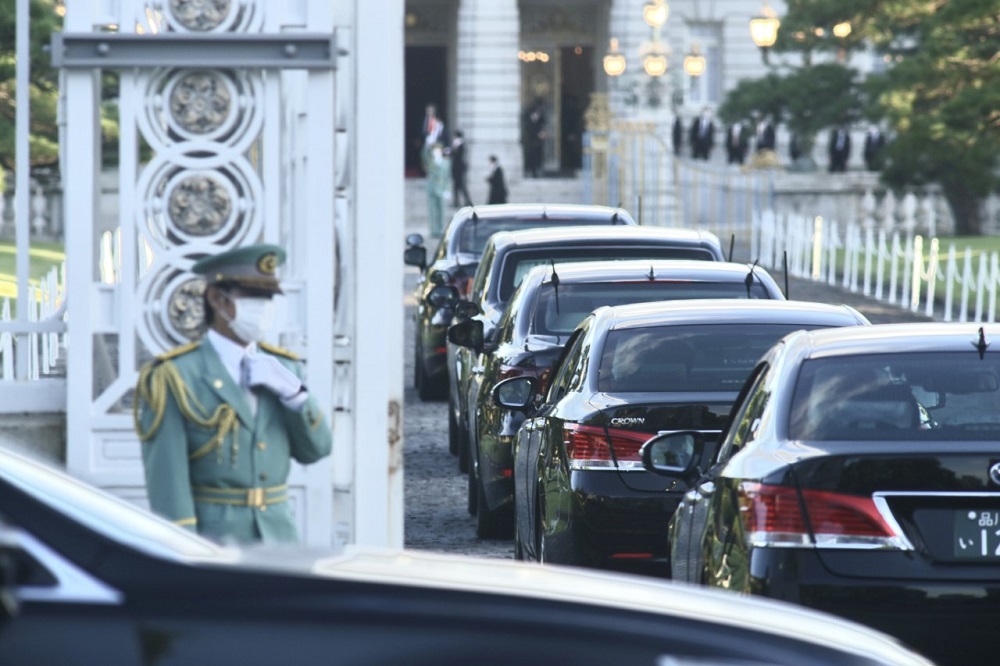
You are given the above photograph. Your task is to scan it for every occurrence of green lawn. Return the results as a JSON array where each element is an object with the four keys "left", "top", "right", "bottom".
[{"left": 0, "top": 240, "right": 66, "bottom": 301}]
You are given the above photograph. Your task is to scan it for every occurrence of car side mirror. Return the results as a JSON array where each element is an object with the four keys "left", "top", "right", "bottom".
[
  {"left": 453, "top": 301, "right": 480, "bottom": 321},
  {"left": 640, "top": 431, "right": 704, "bottom": 479},
  {"left": 491, "top": 376, "right": 538, "bottom": 412},
  {"left": 427, "top": 285, "right": 460, "bottom": 309},
  {"left": 448, "top": 318, "right": 484, "bottom": 354},
  {"left": 404, "top": 245, "right": 427, "bottom": 271}
]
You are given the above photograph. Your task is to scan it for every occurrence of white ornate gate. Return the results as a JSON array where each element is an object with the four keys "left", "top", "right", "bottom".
[{"left": 56, "top": 0, "right": 404, "bottom": 548}]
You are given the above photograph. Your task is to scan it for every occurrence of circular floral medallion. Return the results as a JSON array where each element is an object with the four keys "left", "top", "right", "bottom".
[
  {"left": 169, "top": 71, "right": 232, "bottom": 135},
  {"left": 167, "top": 278, "right": 208, "bottom": 340},
  {"left": 167, "top": 174, "right": 233, "bottom": 236},
  {"left": 170, "top": 0, "right": 233, "bottom": 32}
]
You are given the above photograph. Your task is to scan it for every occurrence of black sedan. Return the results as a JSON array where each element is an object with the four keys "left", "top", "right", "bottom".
[
  {"left": 0, "top": 443, "right": 931, "bottom": 665},
  {"left": 404, "top": 203, "right": 635, "bottom": 400},
  {"left": 644, "top": 323, "right": 1000, "bottom": 666},
  {"left": 494, "top": 300, "right": 869, "bottom": 576},
  {"left": 446, "top": 224, "right": 726, "bottom": 473},
  {"left": 450, "top": 259, "right": 786, "bottom": 539}
]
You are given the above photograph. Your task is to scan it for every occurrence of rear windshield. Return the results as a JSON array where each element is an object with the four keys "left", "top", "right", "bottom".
[
  {"left": 534, "top": 282, "right": 775, "bottom": 335},
  {"left": 499, "top": 248, "right": 717, "bottom": 301},
  {"left": 598, "top": 324, "right": 815, "bottom": 393},
  {"left": 457, "top": 218, "right": 620, "bottom": 255},
  {"left": 789, "top": 353, "right": 1000, "bottom": 441}
]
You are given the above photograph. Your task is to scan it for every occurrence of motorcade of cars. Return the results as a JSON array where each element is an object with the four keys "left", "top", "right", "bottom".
[
  {"left": 404, "top": 203, "right": 636, "bottom": 400},
  {"left": 445, "top": 225, "right": 727, "bottom": 473},
  {"left": 0, "top": 442, "right": 932, "bottom": 666},
  {"left": 449, "top": 259, "right": 788, "bottom": 539},
  {"left": 492, "top": 300, "right": 870, "bottom": 576},
  {"left": 641, "top": 322, "right": 1000, "bottom": 666}
]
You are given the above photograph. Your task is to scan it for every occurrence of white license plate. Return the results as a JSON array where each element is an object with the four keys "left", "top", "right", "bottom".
[{"left": 954, "top": 510, "right": 1000, "bottom": 559}]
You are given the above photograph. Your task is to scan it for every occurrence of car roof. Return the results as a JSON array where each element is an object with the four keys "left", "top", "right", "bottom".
[
  {"left": 449, "top": 203, "right": 635, "bottom": 225},
  {"left": 487, "top": 225, "right": 722, "bottom": 251},
  {"left": 780, "top": 322, "right": 1000, "bottom": 359},
  {"left": 594, "top": 299, "right": 869, "bottom": 331},
  {"left": 521, "top": 259, "right": 768, "bottom": 285}
]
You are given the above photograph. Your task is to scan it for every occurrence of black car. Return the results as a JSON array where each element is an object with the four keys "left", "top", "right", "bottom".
[
  {"left": 643, "top": 323, "right": 1000, "bottom": 666},
  {"left": 450, "top": 259, "right": 787, "bottom": 539},
  {"left": 494, "top": 300, "right": 870, "bottom": 576},
  {"left": 0, "top": 443, "right": 931, "bottom": 666},
  {"left": 446, "top": 225, "right": 727, "bottom": 474},
  {"left": 404, "top": 203, "right": 636, "bottom": 400}
]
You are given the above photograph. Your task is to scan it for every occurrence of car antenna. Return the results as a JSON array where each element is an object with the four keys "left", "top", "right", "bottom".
[
  {"left": 974, "top": 327, "right": 990, "bottom": 360},
  {"left": 728, "top": 234, "right": 735, "bottom": 262},
  {"left": 542, "top": 208, "right": 549, "bottom": 220},
  {"left": 783, "top": 250, "right": 790, "bottom": 298},
  {"left": 647, "top": 265, "right": 655, "bottom": 281},
  {"left": 612, "top": 211, "right": 620, "bottom": 225},
  {"left": 550, "top": 259, "right": 561, "bottom": 313},
  {"left": 744, "top": 259, "right": 760, "bottom": 298}
]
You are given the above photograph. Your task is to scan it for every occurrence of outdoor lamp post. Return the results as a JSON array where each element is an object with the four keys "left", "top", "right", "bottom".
[
  {"left": 749, "top": 2, "right": 780, "bottom": 63},
  {"left": 603, "top": 38, "right": 626, "bottom": 77},
  {"left": 683, "top": 43, "right": 705, "bottom": 78}
]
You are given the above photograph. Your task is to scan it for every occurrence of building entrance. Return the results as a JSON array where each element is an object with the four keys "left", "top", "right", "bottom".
[{"left": 405, "top": 46, "right": 448, "bottom": 177}]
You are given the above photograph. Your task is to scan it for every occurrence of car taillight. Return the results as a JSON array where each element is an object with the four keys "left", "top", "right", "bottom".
[
  {"left": 563, "top": 424, "right": 654, "bottom": 471},
  {"left": 738, "top": 483, "right": 905, "bottom": 550}
]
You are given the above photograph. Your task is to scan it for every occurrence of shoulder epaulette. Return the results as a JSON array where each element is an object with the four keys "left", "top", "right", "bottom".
[
  {"left": 155, "top": 341, "right": 199, "bottom": 363},
  {"left": 259, "top": 342, "right": 300, "bottom": 361}
]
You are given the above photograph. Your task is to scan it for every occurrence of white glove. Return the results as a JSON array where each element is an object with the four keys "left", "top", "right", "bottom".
[{"left": 244, "top": 353, "right": 303, "bottom": 401}]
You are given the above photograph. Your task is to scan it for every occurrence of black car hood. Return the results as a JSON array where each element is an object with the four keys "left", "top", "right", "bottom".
[{"left": 592, "top": 391, "right": 737, "bottom": 492}]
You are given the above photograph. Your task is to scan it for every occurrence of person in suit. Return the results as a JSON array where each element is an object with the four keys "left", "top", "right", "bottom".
[
  {"left": 725, "top": 120, "right": 749, "bottom": 165},
  {"left": 753, "top": 113, "right": 776, "bottom": 153},
  {"left": 449, "top": 130, "right": 473, "bottom": 208},
  {"left": 134, "top": 243, "right": 332, "bottom": 544},
  {"left": 863, "top": 126, "right": 886, "bottom": 171},
  {"left": 672, "top": 115, "right": 683, "bottom": 156},
  {"left": 422, "top": 142, "right": 451, "bottom": 236},
  {"left": 689, "top": 107, "right": 715, "bottom": 160},
  {"left": 523, "top": 98, "right": 546, "bottom": 178},
  {"left": 828, "top": 126, "right": 852, "bottom": 172},
  {"left": 487, "top": 155, "right": 508, "bottom": 204}
]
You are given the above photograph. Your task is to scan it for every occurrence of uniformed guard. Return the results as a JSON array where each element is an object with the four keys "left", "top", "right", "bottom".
[{"left": 134, "top": 243, "right": 332, "bottom": 544}]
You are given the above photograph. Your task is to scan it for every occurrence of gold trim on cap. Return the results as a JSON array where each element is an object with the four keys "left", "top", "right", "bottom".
[{"left": 258, "top": 253, "right": 278, "bottom": 275}]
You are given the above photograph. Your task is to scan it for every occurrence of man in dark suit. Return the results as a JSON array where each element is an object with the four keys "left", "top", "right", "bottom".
[
  {"left": 487, "top": 155, "right": 508, "bottom": 204},
  {"left": 863, "top": 126, "right": 886, "bottom": 171},
  {"left": 828, "top": 126, "right": 852, "bottom": 172},
  {"left": 689, "top": 107, "right": 715, "bottom": 160},
  {"left": 672, "top": 115, "right": 683, "bottom": 156},
  {"left": 753, "top": 113, "right": 776, "bottom": 153},
  {"left": 725, "top": 121, "right": 749, "bottom": 165},
  {"left": 449, "top": 130, "right": 473, "bottom": 207}
]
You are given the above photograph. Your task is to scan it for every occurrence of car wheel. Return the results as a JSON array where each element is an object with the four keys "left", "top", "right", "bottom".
[
  {"left": 475, "top": 466, "right": 513, "bottom": 540},
  {"left": 467, "top": 459, "right": 478, "bottom": 516},
  {"left": 416, "top": 358, "right": 446, "bottom": 402}
]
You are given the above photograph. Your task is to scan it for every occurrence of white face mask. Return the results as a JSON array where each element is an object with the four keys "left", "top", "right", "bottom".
[{"left": 220, "top": 294, "right": 274, "bottom": 344}]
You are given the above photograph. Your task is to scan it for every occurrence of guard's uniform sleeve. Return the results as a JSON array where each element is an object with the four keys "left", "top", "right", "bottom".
[
  {"left": 272, "top": 355, "right": 332, "bottom": 465},
  {"left": 137, "top": 365, "right": 198, "bottom": 531}
]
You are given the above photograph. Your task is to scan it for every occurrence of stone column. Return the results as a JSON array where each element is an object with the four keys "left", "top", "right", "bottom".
[{"left": 455, "top": 0, "right": 521, "bottom": 195}]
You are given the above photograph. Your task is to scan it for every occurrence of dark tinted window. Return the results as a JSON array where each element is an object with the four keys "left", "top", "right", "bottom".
[
  {"left": 457, "top": 218, "right": 620, "bottom": 255},
  {"left": 789, "top": 353, "right": 1000, "bottom": 441},
  {"left": 499, "top": 248, "right": 717, "bottom": 301},
  {"left": 597, "top": 324, "right": 818, "bottom": 393},
  {"left": 532, "top": 282, "right": 776, "bottom": 335}
]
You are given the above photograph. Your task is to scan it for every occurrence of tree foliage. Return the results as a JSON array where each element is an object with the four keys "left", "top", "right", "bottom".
[
  {"left": 766, "top": 0, "right": 1000, "bottom": 235},
  {"left": 0, "top": 0, "right": 62, "bottom": 171}
]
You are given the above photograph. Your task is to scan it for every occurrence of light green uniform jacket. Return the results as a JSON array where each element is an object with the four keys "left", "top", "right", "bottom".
[{"left": 134, "top": 340, "right": 332, "bottom": 544}]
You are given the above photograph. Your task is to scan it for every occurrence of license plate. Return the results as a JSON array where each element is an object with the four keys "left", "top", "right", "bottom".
[{"left": 954, "top": 510, "right": 1000, "bottom": 559}]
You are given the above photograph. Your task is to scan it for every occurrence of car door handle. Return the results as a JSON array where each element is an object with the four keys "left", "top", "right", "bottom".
[
  {"left": 696, "top": 481, "right": 715, "bottom": 497},
  {"left": 471, "top": 365, "right": 484, "bottom": 374}
]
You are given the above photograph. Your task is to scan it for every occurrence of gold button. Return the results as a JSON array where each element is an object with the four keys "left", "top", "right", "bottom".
[
  {"left": 257, "top": 442, "right": 266, "bottom": 450},
  {"left": 213, "top": 379, "right": 224, "bottom": 389},
  {"left": 260, "top": 505, "right": 267, "bottom": 512}
]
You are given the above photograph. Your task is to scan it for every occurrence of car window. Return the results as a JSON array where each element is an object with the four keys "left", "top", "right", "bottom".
[
  {"left": 470, "top": 243, "right": 495, "bottom": 303},
  {"left": 497, "top": 247, "right": 718, "bottom": 302},
  {"left": 456, "top": 218, "right": 620, "bottom": 255},
  {"left": 716, "top": 364, "right": 772, "bottom": 461},
  {"left": 531, "top": 283, "right": 778, "bottom": 336},
  {"left": 596, "top": 324, "right": 817, "bottom": 393},
  {"left": 546, "top": 326, "right": 589, "bottom": 402},
  {"left": 788, "top": 352, "right": 1000, "bottom": 441}
]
